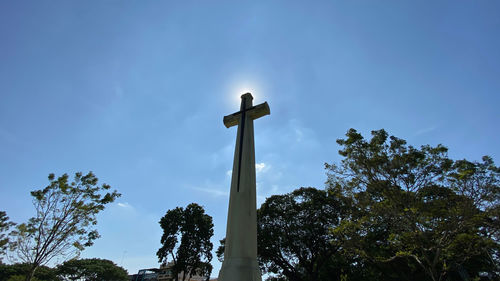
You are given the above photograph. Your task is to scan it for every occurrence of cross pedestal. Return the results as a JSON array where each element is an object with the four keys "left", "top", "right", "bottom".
[{"left": 218, "top": 93, "right": 270, "bottom": 281}]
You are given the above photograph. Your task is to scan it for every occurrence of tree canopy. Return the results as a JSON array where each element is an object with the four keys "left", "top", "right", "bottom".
[
  {"left": 157, "top": 203, "right": 214, "bottom": 281},
  {"left": 217, "top": 128, "right": 499, "bottom": 281},
  {"left": 57, "top": 258, "right": 128, "bottom": 281},
  {"left": 11, "top": 172, "right": 120, "bottom": 281},
  {"left": 0, "top": 211, "right": 15, "bottom": 263},
  {"left": 257, "top": 187, "right": 348, "bottom": 281},
  {"left": 0, "top": 263, "right": 58, "bottom": 281},
  {"left": 217, "top": 187, "right": 355, "bottom": 281},
  {"left": 328, "top": 129, "right": 500, "bottom": 281}
]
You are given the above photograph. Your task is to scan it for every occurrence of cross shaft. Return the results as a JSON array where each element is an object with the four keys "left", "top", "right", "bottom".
[{"left": 219, "top": 92, "right": 269, "bottom": 281}]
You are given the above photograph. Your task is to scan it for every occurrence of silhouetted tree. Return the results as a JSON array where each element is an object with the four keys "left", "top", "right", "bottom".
[
  {"left": 258, "top": 187, "right": 348, "bottom": 281},
  {"left": 217, "top": 187, "right": 350, "bottom": 281},
  {"left": 157, "top": 203, "right": 214, "bottom": 281},
  {"left": 0, "top": 263, "right": 57, "bottom": 281},
  {"left": 57, "top": 258, "right": 128, "bottom": 281}
]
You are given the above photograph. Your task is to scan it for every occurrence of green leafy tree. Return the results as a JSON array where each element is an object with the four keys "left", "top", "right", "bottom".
[
  {"left": 0, "top": 263, "right": 58, "bottom": 281},
  {"left": 0, "top": 211, "right": 15, "bottom": 263},
  {"left": 157, "top": 203, "right": 214, "bottom": 281},
  {"left": 258, "top": 187, "right": 347, "bottom": 281},
  {"left": 217, "top": 187, "right": 350, "bottom": 281},
  {"left": 328, "top": 129, "right": 500, "bottom": 281},
  {"left": 57, "top": 258, "right": 128, "bottom": 281},
  {"left": 11, "top": 172, "right": 120, "bottom": 281}
]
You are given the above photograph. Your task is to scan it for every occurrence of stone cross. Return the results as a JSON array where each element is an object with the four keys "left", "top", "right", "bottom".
[
  {"left": 218, "top": 93, "right": 269, "bottom": 281},
  {"left": 223, "top": 94, "right": 270, "bottom": 192}
]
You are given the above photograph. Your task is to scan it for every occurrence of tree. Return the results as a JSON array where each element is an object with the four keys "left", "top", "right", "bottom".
[
  {"left": 327, "top": 129, "right": 500, "bottom": 281},
  {"left": 258, "top": 187, "right": 348, "bottom": 281},
  {"left": 57, "top": 258, "right": 128, "bottom": 281},
  {"left": 157, "top": 203, "right": 214, "bottom": 281},
  {"left": 0, "top": 211, "right": 15, "bottom": 263},
  {"left": 217, "top": 187, "right": 350, "bottom": 281},
  {"left": 0, "top": 263, "right": 58, "bottom": 281},
  {"left": 11, "top": 172, "right": 120, "bottom": 281}
]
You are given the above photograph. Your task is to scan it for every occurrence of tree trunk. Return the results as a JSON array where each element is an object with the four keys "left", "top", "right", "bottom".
[{"left": 25, "top": 264, "right": 38, "bottom": 281}]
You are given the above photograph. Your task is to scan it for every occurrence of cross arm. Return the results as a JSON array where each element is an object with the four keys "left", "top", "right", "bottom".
[{"left": 223, "top": 102, "right": 270, "bottom": 128}]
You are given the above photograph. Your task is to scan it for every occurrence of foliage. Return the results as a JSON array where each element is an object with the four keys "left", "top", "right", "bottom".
[
  {"left": 0, "top": 263, "right": 58, "bottom": 281},
  {"left": 6, "top": 276, "right": 35, "bottom": 281},
  {"left": 217, "top": 129, "right": 500, "bottom": 281},
  {"left": 0, "top": 211, "right": 15, "bottom": 262},
  {"left": 258, "top": 187, "right": 347, "bottom": 281},
  {"left": 157, "top": 203, "right": 214, "bottom": 281},
  {"left": 57, "top": 258, "right": 128, "bottom": 281},
  {"left": 265, "top": 276, "right": 288, "bottom": 281},
  {"left": 216, "top": 129, "right": 499, "bottom": 280},
  {"left": 11, "top": 172, "right": 120, "bottom": 281},
  {"left": 215, "top": 238, "right": 225, "bottom": 263},
  {"left": 217, "top": 187, "right": 350, "bottom": 281},
  {"left": 327, "top": 129, "right": 500, "bottom": 281}
]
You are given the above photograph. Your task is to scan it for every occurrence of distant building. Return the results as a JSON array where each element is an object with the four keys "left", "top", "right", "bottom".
[
  {"left": 129, "top": 268, "right": 159, "bottom": 281},
  {"left": 130, "top": 262, "right": 209, "bottom": 281}
]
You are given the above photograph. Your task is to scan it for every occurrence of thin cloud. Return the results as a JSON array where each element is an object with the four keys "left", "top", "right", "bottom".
[
  {"left": 415, "top": 125, "right": 439, "bottom": 136},
  {"left": 294, "top": 127, "right": 304, "bottom": 142},
  {"left": 256, "top": 184, "right": 283, "bottom": 206},
  {"left": 210, "top": 144, "right": 234, "bottom": 169},
  {"left": 117, "top": 202, "right": 133, "bottom": 209},
  {"left": 226, "top": 163, "right": 270, "bottom": 177},
  {"left": 287, "top": 119, "right": 320, "bottom": 148},
  {"left": 255, "top": 163, "right": 266, "bottom": 173}
]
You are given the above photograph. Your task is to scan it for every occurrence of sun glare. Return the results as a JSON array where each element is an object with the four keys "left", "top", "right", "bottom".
[
  {"left": 238, "top": 87, "right": 258, "bottom": 99},
  {"left": 230, "top": 85, "right": 260, "bottom": 108},
  {"left": 225, "top": 75, "right": 267, "bottom": 110}
]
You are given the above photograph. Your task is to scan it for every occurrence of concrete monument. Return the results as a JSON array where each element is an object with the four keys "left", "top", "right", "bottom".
[{"left": 218, "top": 93, "right": 270, "bottom": 281}]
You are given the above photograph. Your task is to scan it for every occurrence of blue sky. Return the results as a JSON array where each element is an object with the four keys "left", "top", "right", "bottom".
[{"left": 1, "top": 0, "right": 499, "bottom": 276}]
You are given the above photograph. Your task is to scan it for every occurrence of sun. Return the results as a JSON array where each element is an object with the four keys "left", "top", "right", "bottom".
[
  {"left": 224, "top": 75, "right": 266, "bottom": 109},
  {"left": 231, "top": 85, "right": 260, "bottom": 107},
  {"left": 238, "top": 87, "right": 258, "bottom": 98}
]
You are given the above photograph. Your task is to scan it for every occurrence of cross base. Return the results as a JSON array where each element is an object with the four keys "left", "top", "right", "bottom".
[{"left": 218, "top": 257, "right": 262, "bottom": 281}]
